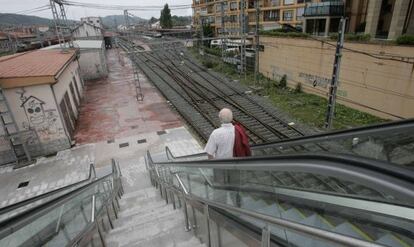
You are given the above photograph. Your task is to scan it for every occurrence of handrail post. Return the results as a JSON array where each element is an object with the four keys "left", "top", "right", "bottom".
[
  {"left": 183, "top": 199, "right": 191, "bottom": 232},
  {"left": 203, "top": 204, "right": 211, "bottom": 247},
  {"left": 91, "top": 195, "right": 96, "bottom": 222},
  {"left": 55, "top": 204, "right": 65, "bottom": 233},
  {"left": 90, "top": 163, "right": 97, "bottom": 179},
  {"left": 186, "top": 173, "right": 191, "bottom": 193},
  {"left": 261, "top": 225, "right": 270, "bottom": 247}
]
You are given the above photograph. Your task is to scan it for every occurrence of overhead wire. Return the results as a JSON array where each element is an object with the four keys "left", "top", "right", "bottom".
[
  {"left": 60, "top": 1, "right": 191, "bottom": 11},
  {"left": 282, "top": 24, "right": 414, "bottom": 64},
  {"left": 1, "top": 5, "right": 51, "bottom": 15}
]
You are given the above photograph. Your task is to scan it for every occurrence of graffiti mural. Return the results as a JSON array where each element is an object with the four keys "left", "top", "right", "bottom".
[{"left": 16, "top": 89, "right": 65, "bottom": 142}]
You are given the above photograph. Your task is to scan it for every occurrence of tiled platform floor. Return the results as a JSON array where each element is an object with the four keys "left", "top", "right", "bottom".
[{"left": 74, "top": 48, "right": 183, "bottom": 144}]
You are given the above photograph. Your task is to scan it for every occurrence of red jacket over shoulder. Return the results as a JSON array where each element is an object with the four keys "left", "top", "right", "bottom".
[{"left": 233, "top": 122, "right": 251, "bottom": 157}]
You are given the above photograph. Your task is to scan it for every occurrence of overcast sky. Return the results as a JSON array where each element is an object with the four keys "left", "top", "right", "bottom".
[{"left": 0, "top": 0, "right": 193, "bottom": 20}]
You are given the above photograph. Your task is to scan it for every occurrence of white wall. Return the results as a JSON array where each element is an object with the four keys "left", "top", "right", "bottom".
[
  {"left": 3, "top": 84, "right": 70, "bottom": 156},
  {"left": 78, "top": 49, "right": 108, "bottom": 80},
  {"left": 53, "top": 61, "right": 81, "bottom": 118},
  {"left": 73, "top": 23, "right": 102, "bottom": 39}
]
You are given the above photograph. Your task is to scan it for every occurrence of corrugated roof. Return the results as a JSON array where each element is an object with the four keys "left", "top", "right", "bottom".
[{"left": 0, "top": 49, "right": 76, "bottom": 79}]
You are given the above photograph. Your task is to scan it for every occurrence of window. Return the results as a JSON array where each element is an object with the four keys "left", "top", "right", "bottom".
[
  {"left": 283, "top": 10, "right": 294, "bottom": 21},
  {"left": 264, "top": 10, "right": 280, "bottom": 21},
  {"left": 296, "top": 7, "right": 304, "bottom": 20},
  {"left": 284, "top": 0, "right": 294, "bottom": 5},
  {"left": 216, "top": 16, "right": 223, "bottom": 24},
  {"left": 230, "top": 2, "right": 238, "bottom": 10},
  {"left": 216, "top": 3, "right": 228, "bottom": 11},
  {"left": 271, "top": 0, "right": 280, "bottom": 6},
  {"left": 229, "top": 15, "right": 238, "bottom": 23}
]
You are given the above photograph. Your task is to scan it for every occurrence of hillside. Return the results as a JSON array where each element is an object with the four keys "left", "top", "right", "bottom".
[{"left": 0, "top": 13, "right": 52, "bottom": 27}]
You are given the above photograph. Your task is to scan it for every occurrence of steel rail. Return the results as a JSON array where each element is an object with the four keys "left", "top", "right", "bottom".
[
  {"left": 142, "top": 50, "right": 271, "bottom": 143},
  {"left": 163, "top": 42, "right": 305, "bottom": 137},
  {"left": 122, "top": 38, "right": 286, "bottom": 144},
  {"left": 119, "top": 40, "right": 216, "bottom": 141},
  {"left": 143, "top": 47, "right": 290, "bottom": 144}
]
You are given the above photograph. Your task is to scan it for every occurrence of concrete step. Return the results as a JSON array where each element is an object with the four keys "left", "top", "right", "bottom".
[
  {"left": 105, "top": 152, "right": 205, "bottom": 247},
  {"left": 106, "top": 207, "right": 198, "bottom": 247}
]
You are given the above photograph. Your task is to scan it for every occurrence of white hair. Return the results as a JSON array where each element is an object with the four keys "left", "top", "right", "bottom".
[{"left": 219, "top": 108, "right": 233, "bottom": 124}]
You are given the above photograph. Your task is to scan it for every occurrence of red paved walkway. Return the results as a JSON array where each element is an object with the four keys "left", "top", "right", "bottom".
[{"left": 74, "top": 49, "right": 183, "bottom": 144}]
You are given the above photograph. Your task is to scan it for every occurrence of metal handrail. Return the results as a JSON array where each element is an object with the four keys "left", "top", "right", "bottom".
[
  {"left": 67, "top": 159, "right": 124, "bottom": 247},
  {"left": 164, "top": 119, "right": 414, "bottom": 166},
  {"left": 251, "top": 118, "right": 414, "bottom": 150},
  {"left": 165, "top": 146, "right": 207, "bottom": 161},
  {"left": 0, "top": 160, "right": 121, "bottom": 241},
  {"left": 0, "top": 163, "right": 97, "bottom": 218},
  {"left": 172, "top": 171, "right": 384, "bottom": 247},
  {"left": 152, "top": 150, "right": 414, "bottom": 188}
]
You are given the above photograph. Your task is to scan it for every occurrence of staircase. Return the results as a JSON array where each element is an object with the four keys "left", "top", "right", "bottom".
[{"left": 105, "top": 156, "right": 205, "bottom": 247}]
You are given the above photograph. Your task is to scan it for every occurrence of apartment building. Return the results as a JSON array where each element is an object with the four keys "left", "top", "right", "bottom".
[
  {"left": 303, "top": 0, "right": 414, "bottom": 39},
  {"left": 193, "top": 0, "right": 414, "bottom": 39},
  {"left": 192, "top": 0, "right": 311, "bottom": 35}
]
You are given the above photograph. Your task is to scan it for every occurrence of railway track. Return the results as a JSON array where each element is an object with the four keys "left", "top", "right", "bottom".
[{"left": 119, "top": 37, "right": 306, "bottom": 146}]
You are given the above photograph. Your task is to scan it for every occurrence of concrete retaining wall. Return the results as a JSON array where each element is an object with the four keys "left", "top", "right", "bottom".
[{"left": 259, "top": 36, "right": 414, "bottom": 119}]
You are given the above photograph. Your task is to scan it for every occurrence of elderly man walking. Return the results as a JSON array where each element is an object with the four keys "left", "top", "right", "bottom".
[{"left": 205, "top": 108, "right": 235, "bottom": 159}]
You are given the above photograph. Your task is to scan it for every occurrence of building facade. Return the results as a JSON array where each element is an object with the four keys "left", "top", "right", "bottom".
[
  {"left": 193, "top": 0, "right": 414, "bottom": 39},
  {"left": 43, "top": 40, "right": 108, "bottom": 80},
  {"left": 0, "top": 49, "right": 84, "bottom": 164},
  {"left": 192, "top": 0, "right": 311, "bottom": 35},
  {"left": 72, "top": 22, "right": 104, "bottom": 40}
]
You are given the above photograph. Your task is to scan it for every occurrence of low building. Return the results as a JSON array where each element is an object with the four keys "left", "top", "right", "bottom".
[
  {"left": 43, "top": 40, "right": 108, "bottom": 80},
  {"left": 72, "top": 22, "right": 103, "bottom": 40},
  {"left": 0, "top": 49, "right": 83, "bottom": 164}
]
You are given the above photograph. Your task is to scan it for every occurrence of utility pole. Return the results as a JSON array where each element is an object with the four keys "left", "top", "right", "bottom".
[
  {"left": 220, "top": 2, "right": 225, "bottom": 61},
  {"left": 325, "top": 17, "right": 346, "bottom": 129},
  {"left": 50, "top": 0, "right": 73, "bottom": 52},
  {"left": 254, "top": 0, "right": 260, "bottom": 86},
  {"left": 239, "top": 0, "right": 246, "bottom": 78},
  {"left": 124, "top": 10, "right": 130, "bottom": 40},
  {"left": 199, "top": 16, "right": 204, "bottom": 55}
]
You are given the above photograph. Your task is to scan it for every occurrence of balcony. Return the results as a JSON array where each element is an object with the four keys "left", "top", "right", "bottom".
[{"left": 303, "top": 1, "right": 344, "bottom": 17}]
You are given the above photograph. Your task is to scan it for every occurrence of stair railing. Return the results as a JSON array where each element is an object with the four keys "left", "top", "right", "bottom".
[{"left": 146, "top": 151, "right": 395, "bottom": 247}]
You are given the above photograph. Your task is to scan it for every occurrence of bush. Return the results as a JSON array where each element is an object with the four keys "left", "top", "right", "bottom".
[
  {"left": 295, "top": 82, "right": 302, "bottom": 93},
  {"left": 329, "top": 33, "right": 371, "bottom": 42},
  {"left": 396, "top": 34, "right": 414, "bottom": 45},
  {"left": 202, "top": 59, "right": 217, "bottom": 68},
  {"left": 259, "top": 30, "right": 309, "bottom": 38},
  {"left": 204, "top": 47, "right": 221, "bottom": 56},
  {"left": 279, "top": 75, "right": 287, "bottom": 88}
]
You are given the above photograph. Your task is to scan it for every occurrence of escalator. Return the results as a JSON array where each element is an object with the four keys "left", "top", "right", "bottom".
[
  {"left": 0, "top": 120, "right": 412, "bottom": 247},
  {"left": 0, "top": 160, "right": 123, "bottom": 247},
  {"left": 147, "top": 121, "right": 414, "bottom": 247}
]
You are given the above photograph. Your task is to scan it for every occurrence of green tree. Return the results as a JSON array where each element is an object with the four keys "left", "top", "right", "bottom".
[
  {"left": 202, "top": 23, "right": 214, "bottom": 46},
  {"left": 160, "top": 4, "right": 172, "bottom": 29},
  {"left": 149, "top": 16, "right": 158, "bottom": 25}
]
